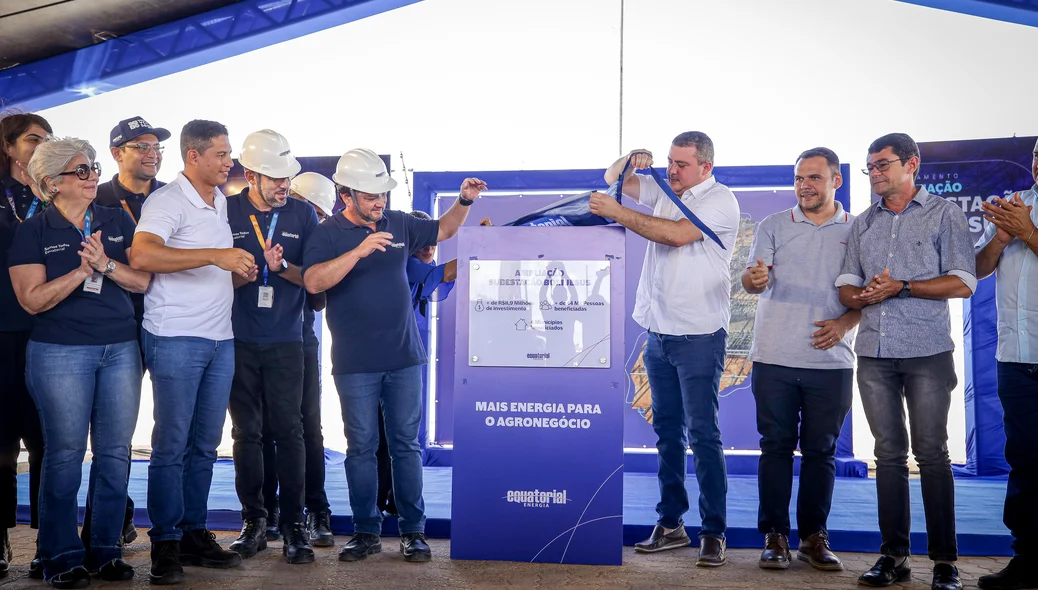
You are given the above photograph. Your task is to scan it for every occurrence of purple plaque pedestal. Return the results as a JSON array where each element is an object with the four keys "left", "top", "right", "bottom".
[{"left": 450, "top": 226, "right": 626, "bottom": 565}]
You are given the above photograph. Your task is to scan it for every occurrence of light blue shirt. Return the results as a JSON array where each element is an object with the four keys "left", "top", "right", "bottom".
[{"left": 975, "top": 186, "right": 1038, "bottom": 363}]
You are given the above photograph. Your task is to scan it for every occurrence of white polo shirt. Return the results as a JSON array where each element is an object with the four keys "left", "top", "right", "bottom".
[
  {"left": 135, "top": 172, "right": 234, "bottom": 340},
  {"left": 631, "top": 174, "right": 740, "bottom": 336}
]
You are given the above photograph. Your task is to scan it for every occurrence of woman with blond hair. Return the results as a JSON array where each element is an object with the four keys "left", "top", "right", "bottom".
[{"left": 8, "top": 137, "right": 150, "bottom": 588}]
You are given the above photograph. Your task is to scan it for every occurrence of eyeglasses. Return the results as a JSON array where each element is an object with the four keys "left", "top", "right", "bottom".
[
  {"left": 122, "top": 143, "right": 164, "bottom": 154},
  {"left": 358, "top": 193, "right": 388, "bottom": 203},
  {"left": 861, "top": 158, "right": 907, "bottom": 175},
  {"left": 56, "top": 162, "right": 102, "bottom": 180}
]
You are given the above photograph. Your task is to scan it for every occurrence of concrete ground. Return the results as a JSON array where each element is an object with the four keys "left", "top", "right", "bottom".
[{"left": 0, "top": 526, "right": 1009, "bottom": 589}]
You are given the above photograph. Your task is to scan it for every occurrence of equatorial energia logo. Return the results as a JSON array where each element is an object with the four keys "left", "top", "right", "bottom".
[{"left": 505, "top": 489, "right": 570, "bottom": 509}]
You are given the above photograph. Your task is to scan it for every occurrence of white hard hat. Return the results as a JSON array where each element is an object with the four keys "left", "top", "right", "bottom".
[
  {"left": 332, "top": 148, "right": 397, "bottom": 194},
  {"left": 290, "top": 172, "right": 337, "bottom": 218},
  {"left": 238, "top": 129, "right": 301, "bottom": 179}
]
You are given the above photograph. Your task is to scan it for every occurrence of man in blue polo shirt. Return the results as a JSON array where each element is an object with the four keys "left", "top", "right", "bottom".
[
  {"left": 84, "top": 115, "right": 171, "bottom": 549},
  {"left": 303, "top": 148, "right": 485, "bottom": 564},
  {"left": 225, "top": 130, "right": 317, "bottom": 565}
]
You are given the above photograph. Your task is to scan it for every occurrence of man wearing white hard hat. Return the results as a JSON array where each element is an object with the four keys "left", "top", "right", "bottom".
[
  {"left": 224, "top": 129, "right": 318, "bottom": 565},
  {"left": 303, "top": 149, "right": 485, "bottom": 563}
]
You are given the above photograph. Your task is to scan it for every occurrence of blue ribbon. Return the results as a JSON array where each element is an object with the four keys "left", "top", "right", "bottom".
[
  {"left": 620, "top": 152, "right": 726, "bottom": 250},
  {"left": 72, "top": 207, "right": 92, "bottom": 241}
]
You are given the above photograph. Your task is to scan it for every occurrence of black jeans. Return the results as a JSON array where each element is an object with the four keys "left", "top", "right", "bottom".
[
  {"left": 751, "top": 363, "right": 852, "bottom": 539},
  {"left": 261, "top": 344, "right": 330, "bottom": 515},
  {"left": 858, "top": 352, "right": 958, "bottom": 562},
  {"left": 0, "top": 330, "right": 43, "bottom": 529},
  {"left": 229, "top": 341, "right": 305, "bottom": 525},
  {"left": 997, "top": 361, "right": 1038, "bottom": 557}
]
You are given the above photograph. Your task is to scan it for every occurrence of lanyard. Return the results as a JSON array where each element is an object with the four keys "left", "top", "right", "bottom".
[
  {"left": 249, "top": 212, "right": 279, "bottom": 286},
  {"left": 63, "top": 207, "right": 93, "bottom": 240},
  {"left": 5, "top": 185, "right": 40, "bottom": 223},
  {"left": 120, "top": 200, "right": 137, "bottom": 224}
]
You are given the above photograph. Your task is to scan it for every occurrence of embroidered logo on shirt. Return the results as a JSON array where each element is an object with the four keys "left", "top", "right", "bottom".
[
  {"left": 44, "top": 244, "right": 70, "bottom": 255},
  {"left": 281, "top": 231, "right": 299, "bottom": 239},
  {"left": 389, "top": 242, "right": 405, "bottom": 248},
  {"left": 108, "top": 235, "right": 124, "bottom": 243}
]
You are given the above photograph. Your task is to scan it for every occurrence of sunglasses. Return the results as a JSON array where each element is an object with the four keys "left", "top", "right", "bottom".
[
  {"left": 56, "top": 162, "right": 102, "bottom": 180},
  {"left": 122, "top": 142, "right": 164, "bottom": 154}
]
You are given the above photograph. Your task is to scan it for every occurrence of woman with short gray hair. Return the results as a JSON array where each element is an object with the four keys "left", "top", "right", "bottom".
[{"left": 8, "top": 137, "right": 150, "bottom": 587}]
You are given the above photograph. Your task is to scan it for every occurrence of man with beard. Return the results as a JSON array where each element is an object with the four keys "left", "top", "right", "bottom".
[
  {"left": 303, "top": 149, "right": 484, "bottom": 564},
  {"left": 225, "top": 130, "right": 317, "bottom": 565},
  {"left": 742, "top": 147, "right": 858, "bottom": 572},
  {"left": 86, "top": 115, "right": 172, "bottom": 548}
]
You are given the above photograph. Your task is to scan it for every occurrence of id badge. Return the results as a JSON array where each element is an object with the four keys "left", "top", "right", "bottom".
[
  {"left": 83, "top": 272, "right": 103, "bottom": 294},
  {"left": 258, "top": 285, "right": 274, "bottom": 308}
]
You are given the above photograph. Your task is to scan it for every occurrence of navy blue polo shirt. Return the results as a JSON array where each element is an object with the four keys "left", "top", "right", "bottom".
[
  {"left": 228, "top": 189, "right": 318, "bottom": 344},
  {"left": 302, "top": 210, "right": 439, "bottom": 374},
  {"left": 406, "top": 257, "right": 455, "bottom": 333},
  {"left": 94, "top": 174, "right": 165, "bottom": 223},
  {"left": 93, "top": 174, "right": 164, "bottom": 331},
  {"left": 8, "top": 204, "right": 137, "bottom": 345},
  {"left": 0, "top": 174, "right": 43, "bottom": 333}
]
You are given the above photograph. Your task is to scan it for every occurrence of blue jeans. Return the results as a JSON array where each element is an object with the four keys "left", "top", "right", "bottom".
[
  {"left": 143, "top": 331, "right": 234, "bottom": 542},
  {"left": 333, "top": 365, "right": 425, "bottom": 535},
  {"left": 858, "top": 352, "right": 957, "bottom": 561},
  {"left": 25, "top": 340, "right": 141, "bottom": 580},
  {"left": 644, "top": 330, "right": 728, "bottom": 538}
]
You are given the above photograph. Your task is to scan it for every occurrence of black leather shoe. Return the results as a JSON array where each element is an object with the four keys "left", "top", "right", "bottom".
[
  {"left": 282, "top": 523, "right": 315, "bottom": 564},
  {"left": 696, "top": 536, "right": 727, "bottom": 567},
  {"left": 400, "top": 533, "right": 431, "bottom": 563},
  {"left": 122, "top": 516, "right": 138, "bottom": 547},
  {"left": 50, "top": 565, "right": 91, "bottom": 589},
  {"left": 266, "top": 504, "right": 281, "bottom": 541},
  {"left": 932, "top": 563, "right": 962, "bottom": 590},
  {"left": 798, "top": 531, "right": 843, "bottom": 571},
  {"left": 307, "top": 511, "right": 335, "bottom": 548},
  {"left": 978, "top": 556, "right": 1038, "bottom": 589},
  {"left": 179, "top": 529, "right": 242, "bottom": 569},
  {"left": 859, "top": 555, "right": 911, "bottom": 587},
  {"left": 0, "top": 527, "right": 10, "bottom": 578},
  {"left": 759, "top": 532, "right": 790, "bottom": 569},
  {"left": 634, "top": 525, "right": 691, "bottom": 553},
  {"left": 149, "top": 540, "right": 183, "bottom": 586},
  {"left": 228, "top": 518, "right": 267, "bottom": 559},
  {"left": 30, "top": 547, "right": 44, "bottom": 579},
  {"left": 98, "top": 558, "right": 135, "bottom": 581},
  {"left": 337, "top": 533, "right": 381, "bottom": 562}
]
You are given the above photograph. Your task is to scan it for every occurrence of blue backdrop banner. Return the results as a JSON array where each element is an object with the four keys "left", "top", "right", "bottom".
[{"left": 918, "top": 136, "right": 1037, "bottom": 477}]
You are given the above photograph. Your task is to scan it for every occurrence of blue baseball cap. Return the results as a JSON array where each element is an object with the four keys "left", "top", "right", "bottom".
[{"left": 110, "top": 116, "right": 171, "bottom": 147}]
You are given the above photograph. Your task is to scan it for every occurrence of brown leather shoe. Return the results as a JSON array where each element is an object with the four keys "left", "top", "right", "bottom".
[
  {"left": 759, "top": 532, "right": 790, "bottom": 569},
  {"left": 797, "top": 531, "right": 843, "bottom": 571},
  {"left": 634, "top": 525, "right": 691, "bottom": 553},
  {"left": 696, "top": 536, "right": 726, "bottom": 567}
]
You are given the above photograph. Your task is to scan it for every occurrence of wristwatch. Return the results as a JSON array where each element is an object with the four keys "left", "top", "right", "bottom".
[
  {"left": 103, "top": 259, "right": 117, "bottom": 276},
  {"left": 897, "top": 280, "right": 911, "bottom": 298},
  {"left": 271, "top": 260, "right": 288, "bottom": 274}
]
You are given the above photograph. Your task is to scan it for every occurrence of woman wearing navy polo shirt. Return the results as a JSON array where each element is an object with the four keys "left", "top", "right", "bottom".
[
  {"left": 0, "top": 112, "right": 53, "bottom": 579},
  {"left": 8, "top": 138, "right": 151, "bottom": 588}
]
